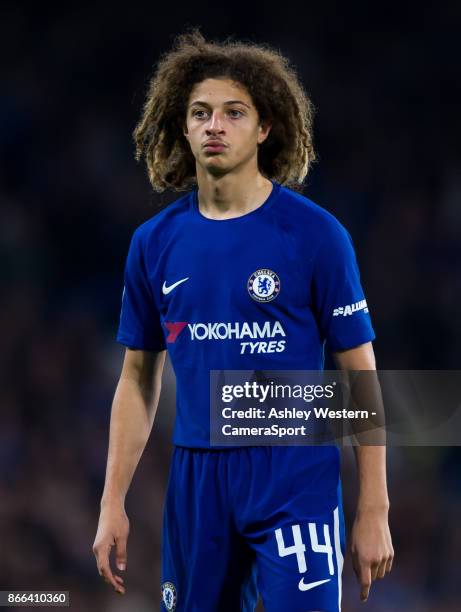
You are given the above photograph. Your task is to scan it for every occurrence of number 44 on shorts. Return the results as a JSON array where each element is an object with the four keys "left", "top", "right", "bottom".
[{"left": 275, "top": 521, "right": 335, "bottom": 588}]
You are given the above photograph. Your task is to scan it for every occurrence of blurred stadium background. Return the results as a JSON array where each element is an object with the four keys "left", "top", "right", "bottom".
[{"left": 1, "top": 2, "right": 460, "bottom": 611}]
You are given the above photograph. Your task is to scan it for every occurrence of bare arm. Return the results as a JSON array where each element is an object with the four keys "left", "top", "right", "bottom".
[
  {"left": 332, "top": 342, "right": 394, "bottom": 604},
  {"left": 101, "top": 348, "right": 165, "bottom": 505},
  {"left": 93, "top": 348, "right": 166, "bottom": 594},
  {"left": 333, "top": 342, "right": 388, "bottom": 509}
]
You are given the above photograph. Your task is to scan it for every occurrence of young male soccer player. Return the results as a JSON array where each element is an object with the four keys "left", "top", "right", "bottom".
[{"left": 93, "top": 32, "right": 394, "bottom": 611}]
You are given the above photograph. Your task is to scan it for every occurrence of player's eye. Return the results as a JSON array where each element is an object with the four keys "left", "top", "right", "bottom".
[
  {"left": 192, "top": 109, "right": 209, "bottom": 119},
  {"left": 228, "top": 109, "right": 244, "bottom": 118}
]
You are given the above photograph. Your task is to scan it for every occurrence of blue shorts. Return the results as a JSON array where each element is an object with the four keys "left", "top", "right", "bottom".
[{"left": 161, "top": 446, "right": 345, "bottom": 612}]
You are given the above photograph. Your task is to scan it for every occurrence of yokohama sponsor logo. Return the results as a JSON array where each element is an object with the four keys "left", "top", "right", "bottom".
[
  {"left": 165, "top": 322, "right": 188, "bottom": 343},
  {"left": 188, "top": 320, "right": 286, "bottom": 340},
  {"left": 333, "top": 299, "right": 369, "bottom": 317}
]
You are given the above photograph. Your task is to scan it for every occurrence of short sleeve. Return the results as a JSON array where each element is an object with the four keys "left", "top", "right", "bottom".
[
  {"left": 116, "top": 229, "right": 166, "bottom": 352},
  {"left": 311, "top": 219, "right": 375, "bottom": 351}
]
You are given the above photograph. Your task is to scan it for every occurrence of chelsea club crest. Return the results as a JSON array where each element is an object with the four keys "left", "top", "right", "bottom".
[
  {"left": 161, "top": 581, "right": 177, "bottom": 611},
  {"left": 248, "top": 268, "right": 281, "bottom": 302}
]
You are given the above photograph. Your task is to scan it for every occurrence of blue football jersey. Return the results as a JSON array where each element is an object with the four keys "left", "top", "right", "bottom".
[{"left": 117, "top": 181, "right": 375, "bottom": 447}]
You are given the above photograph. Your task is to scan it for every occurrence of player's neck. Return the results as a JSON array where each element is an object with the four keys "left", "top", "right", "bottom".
[{"left": 196, "top": 166, "right": 273, "bottom": 220}]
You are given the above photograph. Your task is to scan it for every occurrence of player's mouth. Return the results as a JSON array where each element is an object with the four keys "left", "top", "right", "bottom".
[{"left": 202, "top": 140, "right": 227, "bottom": 153}]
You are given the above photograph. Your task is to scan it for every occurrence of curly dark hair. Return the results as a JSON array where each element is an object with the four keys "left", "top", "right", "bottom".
[{"left": 134, "top": 30, "right": 316, "bottom": 192}]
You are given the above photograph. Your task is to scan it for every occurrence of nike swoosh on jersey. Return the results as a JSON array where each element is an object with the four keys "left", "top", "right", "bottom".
[
  {"left": 162, "top": 277, "right": 190, "bottom": 295},
  {"left": 298, "top": 577, "right": 331, "bottom": 592}
]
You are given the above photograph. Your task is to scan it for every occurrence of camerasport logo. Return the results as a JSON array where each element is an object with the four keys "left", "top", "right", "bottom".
[{"left": 164, "top": 320, "right": 286, "bottom": 355}]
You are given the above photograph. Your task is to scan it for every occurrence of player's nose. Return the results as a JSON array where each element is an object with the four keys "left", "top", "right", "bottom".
[{"left": 206, "top": 111, "right": 225, "bottom": 133}]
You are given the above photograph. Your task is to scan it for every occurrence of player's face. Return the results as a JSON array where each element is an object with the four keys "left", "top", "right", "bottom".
[{"left": 183, "top": 78, "right": 271, "bottom": 177}]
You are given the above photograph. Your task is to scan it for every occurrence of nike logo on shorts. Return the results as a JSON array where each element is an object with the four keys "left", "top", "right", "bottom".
[
  {"left": 162, "top": 277, "right": 189, "bottom": 295},
  {"left": 298, "top": 577, "right": 331, "bottom": 591}
]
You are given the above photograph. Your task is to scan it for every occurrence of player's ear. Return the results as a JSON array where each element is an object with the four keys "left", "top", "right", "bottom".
[
  {"left": 181, "top": 111, "right": 191, "bottom": 139},
  {"left": 257, "top": 120, "right": 271, "bottom": 145},
  {"left": 183, "top": 121, "right": 189, "bottom": 141}
]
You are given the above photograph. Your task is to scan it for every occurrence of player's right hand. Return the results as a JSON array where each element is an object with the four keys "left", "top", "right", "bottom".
[{"left": 92, "top": 503, "right": 130, "bottom": 595}]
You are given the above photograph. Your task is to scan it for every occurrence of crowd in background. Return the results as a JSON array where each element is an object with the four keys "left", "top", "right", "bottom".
[{"left": 1, "top": 3, "right": 460, "bottom": 610}]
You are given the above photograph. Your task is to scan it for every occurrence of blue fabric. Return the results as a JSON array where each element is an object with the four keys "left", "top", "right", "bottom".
[
  {"left": 161, "top": 446, "right": 345, "bottom": 612},
  {"left": 117, "top": 181, "right": 374, "bottom": 448}
]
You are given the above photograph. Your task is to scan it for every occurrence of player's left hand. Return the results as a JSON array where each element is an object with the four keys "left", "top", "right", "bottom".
[{"left": 350, "top": 506, "right": 394, "bottom": 603}]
